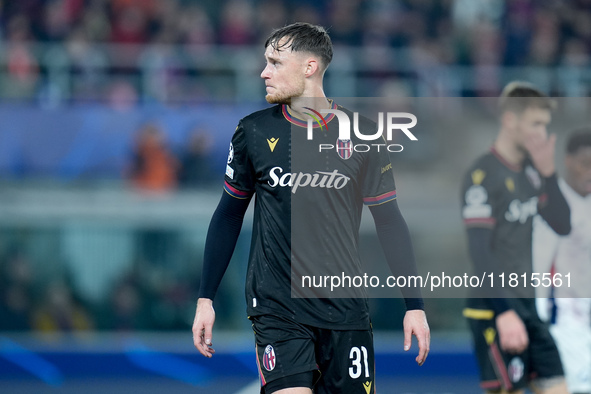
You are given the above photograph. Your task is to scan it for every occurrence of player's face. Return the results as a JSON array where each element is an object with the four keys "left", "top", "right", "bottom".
[
  {"left": 566, "top": 146, "right": 591, "bottom": 196},
  {"left": 261, "top": 39, "right": 307, "bottom": 104},
  {"left": 513, "top": 107, "right": 551, "bottom": 152}
]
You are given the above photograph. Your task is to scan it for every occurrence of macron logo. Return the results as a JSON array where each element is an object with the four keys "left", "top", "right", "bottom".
[{"left": 267, "top": 137, "right": 279, "bottom": 152}]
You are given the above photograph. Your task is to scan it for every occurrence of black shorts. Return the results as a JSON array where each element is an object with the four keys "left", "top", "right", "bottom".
[
  {"left": 464, "top": 306, "right": 564, "bottom": 391},
  {"left": 251, "top": 314, "right": 375, "bottom": 394}
]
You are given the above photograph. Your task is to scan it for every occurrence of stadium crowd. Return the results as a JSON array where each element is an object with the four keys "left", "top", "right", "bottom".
[
  {"left": 0, "top": 241, "right": 206, "bottom": 331},
  {"left": 0, "top": 0, "right": 591, "bottom": 102},
  {"left": 1, "top": 0, "right": 590, "bottom": 65}
]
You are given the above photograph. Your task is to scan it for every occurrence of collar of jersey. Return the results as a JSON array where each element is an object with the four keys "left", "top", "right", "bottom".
[
  {"left": 282, "top": 100, "right": 338, "bottom": 129},
  {"left": 490, "top": 146, "right": 522, "bottom": 172}
]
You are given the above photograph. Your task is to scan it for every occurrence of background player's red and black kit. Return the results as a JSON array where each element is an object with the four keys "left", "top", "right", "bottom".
[
  {"left": 224, "top": 101, "right": 397, "bottom": 392},
  {"left": 461, "top": 148, "right": 565, "bottom": 391}
]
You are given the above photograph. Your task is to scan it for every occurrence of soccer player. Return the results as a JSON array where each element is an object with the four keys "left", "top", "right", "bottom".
[
  {"left": 533, "top": 129, "right": 591, "bottom": 394},
  {"left": 192, "top": 22, "right": 430, "bottom": 394},
  {"left": 461, "top": 81, "right": 571, "bottom": 394}
]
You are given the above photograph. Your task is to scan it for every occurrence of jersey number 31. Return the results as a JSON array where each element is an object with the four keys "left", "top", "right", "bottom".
[{"left": 349, "top": 346, "right": 370, "bottom": 379}]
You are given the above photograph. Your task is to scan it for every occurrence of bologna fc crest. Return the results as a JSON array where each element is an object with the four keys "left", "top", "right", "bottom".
[
  {"left": 508, "top": 357, "right": 524, "bottom": 383},
  {"left": 337, "top": 138, "right": 353, "bottom": 160},
  {"left": 263, "top": 344, "right": 276, "bottom": 371},
  {"left": 227, "top": 143, "right": 234, "bottom": 164}
]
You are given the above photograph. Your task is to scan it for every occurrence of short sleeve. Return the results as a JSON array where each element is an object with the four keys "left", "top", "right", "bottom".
[
  {"left": 223, "top": 122, "right": 255, "bottom": 199},
  {"left": 461, "top": 167, "right": 496, "bottom": 228},
  {"left": 360, "top": 141, "right": 397, "bottom": 206}
]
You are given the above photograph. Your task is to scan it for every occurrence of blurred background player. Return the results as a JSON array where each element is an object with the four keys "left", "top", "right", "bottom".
[
  {"left": 460, "top": 81, "right": 571, "bottom": 393},
  {"left": 534, "top": 129, "right": 591, "bottom": 394}
]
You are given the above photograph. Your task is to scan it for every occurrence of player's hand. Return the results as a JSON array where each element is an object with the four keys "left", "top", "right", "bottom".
[
  {"left": 524, "top": 133, "right": 556, "bottom": 177},
  {"left": 403, "top": 309, "right": 430, "bottom": 366},
  {"left": 193, "top": 298, "right": 216, "bottom": 358},
  {"left": 496, "top": 309, "right": 528, "bottom": 354}
]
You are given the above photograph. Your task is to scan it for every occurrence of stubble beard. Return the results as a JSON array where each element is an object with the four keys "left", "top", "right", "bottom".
[
  {"left": 265, "top": 93, "right": 291, "bottom": 105},
  {"left": 264, "top": 80, "right": 305, "bottom": 105}
]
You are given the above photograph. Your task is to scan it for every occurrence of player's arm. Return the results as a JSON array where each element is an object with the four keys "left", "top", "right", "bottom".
[
  {"left": 524, "top": 132, "right": 570, "bottom": 235},
  {"left": 537, "top": 173, "right": 570, "bottom": 235},
  {"left": 532, "top": 215, "right": 559, "bottom": 308},
  {"left": 193, "top": 192, "right": 251, "bottom": 357},
  {"left": 462, "top": 171, "right": 527, "bottom": 353},
  {"left": 194, "top": 122, "right": 254, "bottom": 358},
  {"left": 466, "top": 227, "right": 528, "bottom": 353},
  {"left": 369, "top": 200, "right": 430, "bottom": 366}
]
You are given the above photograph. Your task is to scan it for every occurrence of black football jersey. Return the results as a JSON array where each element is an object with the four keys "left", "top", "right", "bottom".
[
  {"left": 461, "top": 148, "right": 545, "bottom": 303},
  {"left": 224, "top": 103, "right": 397, "bottom": 329}
]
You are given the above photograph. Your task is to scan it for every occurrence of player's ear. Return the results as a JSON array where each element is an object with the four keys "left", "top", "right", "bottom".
[
  {"left": 304, "top": 58, "right": 319, "bottom": 78},
  {"left": 564, "top": 154, "right": 573, "bottom": 171},
  {"left": 501, "top": 110, "right": 517, "bottom": 130}
]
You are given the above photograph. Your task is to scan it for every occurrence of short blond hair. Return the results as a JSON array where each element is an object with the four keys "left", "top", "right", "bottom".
[{"left": 498, "top": 81, "right": 556, "bottom": 115}]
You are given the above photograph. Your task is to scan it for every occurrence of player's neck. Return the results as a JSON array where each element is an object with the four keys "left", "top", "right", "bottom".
[
  {"left": 493, "top": 134, "right": 525, "bottom": 169},
  {"left": 288, "top": 91, "right": 331, "bottom": 121}
]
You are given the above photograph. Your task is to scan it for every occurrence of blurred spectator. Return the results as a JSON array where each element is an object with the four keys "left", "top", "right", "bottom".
[
  {"left": 138, "top": 28, "right": 184, "bottom": 102},
  {"left": 327, "top": 0, "right": 361, "bottom": 45},
  {"left": 218, "top": 0, "right": 254, "bottom": 45},
  {"left": 0, "top": 249, "right": 33, "bottom": 288},
  {"left": 528, "top": 9, "right": 560, "bottom": 66},
  {"left": 558, "top": 37, "right": 589, "bottom": 97},
  {"left": 470, "top": 21, "right": 503, "bottom": 97},
  {"left": 569, "top": 4, "right": 591, "bottom": 43},
  {"left": 41, "top": 0, "right": 84, "bottom": 42},
  {"left": 360, "top": 4, "right": 394, "bottom": 72},
  {"left": 561, "top": 38, "right": 590, "bottom": 67},
  {"left": 1, "top": 0, "right": 45, "bottom": 39},
  {"left": 179, "top": 5, "right": 215, "bottom": 49},
  {"left": 109, "top": 4, "right": 148, "bottom": 65},
  {"left": 107, "top": 79, "right": 138, "bottom": 110},
  {"left": 1, "top": 285, "right": 32, "bottom": 330},
  {"left": 32, "top": 280, "right": 94, "bottom": 332},
  {"left": 80, "top": 0, "right": 111, "bottom": 42},
  {"left": 501, "top": 0, "right": 532, "bottom": 66},
  {"left": 4, "top": 14, "right": 39, "bottom": 99},
  {"left": 255, "top": 0, "right": 287, "bottom": 42},
  {"left": 129, "top": 123, "right": 179, "bottom": 192},
  {"left": 452, "top": 0, "right": 503, "bottom": 31},
  {"left": 65, "top": 26, "right": 108, "bottom": 100},
  {"left": 0, "top": 250, "right": 34, "bottom": 330},
  {"left": 292, "top": 3, "right": 322, "bottom": 26},
  {"left": 150, "top": 276, "right": 192, "bottom": 330},
  {"left": 151, "top": 0, "right": 181, "bottom": 41},
  {"left": 109, "top": 4, "right": 149, "bottom": 44},
  {"left": 108, "top": 276, "right": 151, "bottom": 330},
  {"left": 178, "top": 127, "right": 216, "bottom": 188}
]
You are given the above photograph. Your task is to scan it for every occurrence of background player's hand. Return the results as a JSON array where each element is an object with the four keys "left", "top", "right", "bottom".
[
  {"left": 193, "top": 298, "right": 216, "bottom": 358},
  {"left": 524, "top": 133, "right": 556, "bottom": 177},
  {"left": 403, "top": 309, "right": 430, "bottom": 366},
  {"left": 496, "top": 309, "right": 528, "bottom": 354}
]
